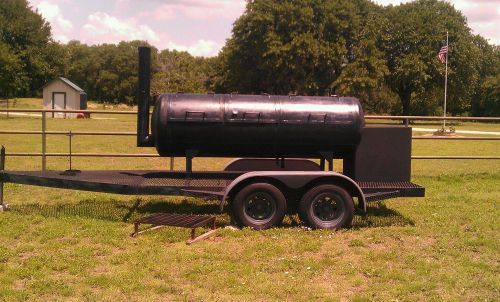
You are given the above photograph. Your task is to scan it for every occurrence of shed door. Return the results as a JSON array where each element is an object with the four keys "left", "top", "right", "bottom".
[{"left": 52, "top": 92, "right": 66, "bottom": 118}]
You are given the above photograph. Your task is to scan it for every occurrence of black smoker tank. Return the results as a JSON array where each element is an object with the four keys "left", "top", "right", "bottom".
[
  {"left": 137, "top": 47, "right": 364, "bottom": 160},
  {"left": 151, "top": 93, "right": 364, "bottom": 158}
]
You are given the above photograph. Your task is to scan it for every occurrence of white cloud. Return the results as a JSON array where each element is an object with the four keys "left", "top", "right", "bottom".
[
  {"left": 55, "top": 34, "right": 70, "bottom": 43},
  {"left": 469, "top": 22, "right": 499, "bottom": 44},
  {"left": 447, "top": 0, "right": 499, "bottom": 45},
  {"left": 83, "top": 12, "right": 160, "bottom": 44},
  {"left": 150, "top": 6, "right": 176, "bottom": 21},
  {"left": 165, "top": 39, "right": 218, "bottom": 57},
  {"left": 34, "top": 1, "right": 73, "bottom": 42},
  {"left": 81, "top": 10, "right": 220, "bottom": 56},
  {"left": 37, "top": 1, "right": 72, "bottom": 31},
  {"left": 151, "top": 0, "right": 245, "bottom": 20},
  {"left": 374, "top": 0, "right": 499, "bottom": 45}
]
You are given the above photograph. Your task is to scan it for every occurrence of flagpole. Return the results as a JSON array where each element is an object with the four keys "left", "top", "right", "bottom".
[{"left": 443, "top": 31, "right": 448, "bottom": 129}]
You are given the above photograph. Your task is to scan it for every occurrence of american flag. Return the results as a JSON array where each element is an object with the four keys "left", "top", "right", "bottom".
[{"left": 438, "top": 45, "right": 448, "bottom": 64}]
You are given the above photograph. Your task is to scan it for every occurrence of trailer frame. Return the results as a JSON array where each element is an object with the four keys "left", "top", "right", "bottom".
[{"left": 0, "top": 167, "right": 424, "bottom": 215}]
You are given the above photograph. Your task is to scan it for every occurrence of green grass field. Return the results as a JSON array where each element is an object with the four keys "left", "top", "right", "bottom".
[{"left": 0, "top": 99, "right": 499, "bottom": 301}]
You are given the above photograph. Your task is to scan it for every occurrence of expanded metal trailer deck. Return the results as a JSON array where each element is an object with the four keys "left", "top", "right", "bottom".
[{"left": 0, "top": 170, "right": 424, "bottom": 202}]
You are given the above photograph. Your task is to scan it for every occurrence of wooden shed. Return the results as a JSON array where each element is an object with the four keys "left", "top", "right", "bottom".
[{"left": 43, "top": 77, "right": 87, "bottom": 118}]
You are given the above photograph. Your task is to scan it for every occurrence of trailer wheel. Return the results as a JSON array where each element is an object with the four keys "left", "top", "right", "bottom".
[
  {"left": 231, "top": 183, "right": 286, "bottom": 230},
  {"left": 299, "top": 184, "right": 354, "bottom": 229}
]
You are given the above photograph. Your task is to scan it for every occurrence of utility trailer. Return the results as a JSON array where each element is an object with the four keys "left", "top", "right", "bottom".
[
  {"left": 0, "top": 47, "right": 424, "bottom": 230},
  {"left": 0, "top": 162, "right": 424, "bottom": 229}
]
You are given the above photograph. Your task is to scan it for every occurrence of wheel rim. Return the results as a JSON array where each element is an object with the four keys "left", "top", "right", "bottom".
[
  {"left": 310, "top": 192, "right": 345, "bottom": 223},
  {"left": 243, "top": 191, "right": 276, "bottom": 224}
]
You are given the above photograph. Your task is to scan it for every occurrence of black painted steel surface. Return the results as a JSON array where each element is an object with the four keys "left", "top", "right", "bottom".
[
  {"left": 137, "top": 47, "right": 153, "bottom": 147},
  {"left": 0, "top": 170, "right": 425, "bottom": 198},
  {"left": 151, "top": 93, "right": 364, "bottom": 158}
]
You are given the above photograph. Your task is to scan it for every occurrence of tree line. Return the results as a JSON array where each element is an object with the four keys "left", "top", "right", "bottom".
[{"left": 0, "top": 0, "right": 498, "bottom": 116}]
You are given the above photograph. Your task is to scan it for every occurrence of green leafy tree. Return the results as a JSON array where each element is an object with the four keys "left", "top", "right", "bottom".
[
  {"left": 0, "top": 42, "right": 28, "bottom": 98},
  {"left": 151, "top": 49, "right": 213, "bottom": 96},
  {"left": 381, "top": 0, "right": 479, "bottom": 115},
  {"left": 66, "top": 40, "right": 154, "bottom": 104},
  {"left": 331, "top": 8, "right": 396, "bottom": 113},
  {"left": 0, "top": 0, "right": 65, "bottom": 97},
  {"left": 216, "top": 0, "right": 383, "bottom": 95},
  {"left": 95, "top": 41, "right": 152, "bottom": 104},
  {"left": 65, "top": 41, "right": 103, "bottom": 102},
  {"left": 215, "top": 0, "right": 400, "bottom": 113},
  {"left": 475, "top": 75, "right": 500, "bottom": 117},
  {"left": 333, "top": 40, "right": 399, "bottom": 113},
  {"left": 471, "top": 36, "right": 499, "bottom": 116}
]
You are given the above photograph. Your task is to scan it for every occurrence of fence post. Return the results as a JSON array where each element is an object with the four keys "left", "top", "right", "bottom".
[
  {"left": 68, "top": 130, "right": 73, "bottom": 171},
  {"left": 42, "top": 111, "right": 47, "bottom": 171}
]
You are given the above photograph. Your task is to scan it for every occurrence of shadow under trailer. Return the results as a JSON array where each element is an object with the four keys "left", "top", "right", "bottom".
[{"left": 0, "top": 47, "right": 424, "bottom": 233}]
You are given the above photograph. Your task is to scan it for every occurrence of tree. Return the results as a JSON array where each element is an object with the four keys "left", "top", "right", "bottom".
[
  {"left": 216, "top": 0, "right": 383, "bottom": 96},
  {"left": 0, "top": 0, "right": 65, "bottom": 97},
  {"left": 65, "top": 40, "right": 155, "bottom": 104},
  {"left": 470, "top": 36, "right": 499, "bottom": 116},
  {"left": 65, "top": 41, "right": 103, "bottom": 102},
  {"left": 0, "top": 42, "right": 28, "bottom": 98},
  {"left": 151, "top": 49, "right": 213, "bottom": 96},
  {"left": 95, "top": 41, "right": 153, "bottom": 104},
  {"left": 381, "top": 0, "right": 479, "bottom": 115},
  {"left": 331, "top": 7, "right": 397, "bottom": 113}
]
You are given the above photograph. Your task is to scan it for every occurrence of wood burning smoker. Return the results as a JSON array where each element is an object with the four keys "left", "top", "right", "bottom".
[
  {"left": 0, "top": 47, "right": 424, "bottom": 230},
  {"left": 134, "top": 47, "right": 424, "bottom": 229}
]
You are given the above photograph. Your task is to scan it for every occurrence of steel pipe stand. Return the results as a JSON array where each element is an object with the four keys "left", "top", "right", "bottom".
[
  {"left": 130, "top": 213, "right": 217, "bottom": 244},
  {"left": 186, "top": 229, "right": 217, "bottom": 245}
]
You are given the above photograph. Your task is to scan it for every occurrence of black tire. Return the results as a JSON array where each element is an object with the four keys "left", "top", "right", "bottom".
[
  {"left": 231, "top": 182, "right": 287, "bottom": 230},
  {"left": 299, "top": 184, "right": 354, "bottom": 229}
]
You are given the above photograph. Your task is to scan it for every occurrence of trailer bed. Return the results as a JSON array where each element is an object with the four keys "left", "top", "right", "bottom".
[{"left": 0, "top": 170, "right": 424, "bottom": 199}]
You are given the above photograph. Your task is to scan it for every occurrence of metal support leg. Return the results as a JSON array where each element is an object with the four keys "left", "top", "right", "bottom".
[
  {"left": 319, "top": 151, "right": 334, "bottom": 172},
  {"left": 185, "top": 150, "right": 198, "bottom": 174},
  {"left": 0, "top": 180, "right": 4, "bottom": 212},
  {"left": 186, "top": 156, "right": 193, "bottom": 174},
  {"left": 0, "top": 146, "right": 4, "bottom": 171},
  {"left": 343, "top": 154, "right": 355, "bottom": 179},
  {"left": 132, "top": 222, "right": 139, "bottom": 237},
  {"left": 320, "top": 158, "right": 325, "bottom": 171},
  {"left": 0, "top": 146, "right": 8, "bottom": 212}
]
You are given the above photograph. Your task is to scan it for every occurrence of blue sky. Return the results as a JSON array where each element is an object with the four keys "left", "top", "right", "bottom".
[{"left": 28, "top": 0, "right": 499, "bottom": 57}]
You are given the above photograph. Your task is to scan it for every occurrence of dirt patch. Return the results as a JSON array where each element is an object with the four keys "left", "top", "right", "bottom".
[
  {"left": 13, "top": 279, "right": 28, "bottom": 290},
  {"left": 17, "top": 251, "right": 38, "bottom": 261},
  {"left": 92, "top": 264, "right": 109, "bottom": 275}
]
